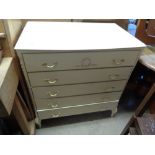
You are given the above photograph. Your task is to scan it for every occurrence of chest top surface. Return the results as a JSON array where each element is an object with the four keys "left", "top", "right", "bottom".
[{"left": 15, "top": 21, "right": 146, "bottom": 51}]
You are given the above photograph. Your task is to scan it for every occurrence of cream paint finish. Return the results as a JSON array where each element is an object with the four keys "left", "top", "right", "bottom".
[
  {"left": 37, "top": 101, "right": 118, "bottom": 119},
  {"left": 35, "top": 92, "right": 122, "bottom": 110},
  {"left": 28, "top": 67, "right": 132, "bottom": 87},
  {"left": 32, "top": 80, "right": 126, "bottom": 99},
  {"left": 23, "top": 50, "right": 139, "bottom": 72},
  {"left": 15, "top": 22, "right": 145, "bottom": 50},
  {"left": 15, "top": 22, "right": 146, "bottom": 122}
]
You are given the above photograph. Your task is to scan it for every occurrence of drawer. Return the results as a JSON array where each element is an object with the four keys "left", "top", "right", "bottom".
[
  {"left": 29, "top": 67, "right": 132, "bottom": 87},
  {"left": 35, "top": 92, "right": 122, "bottom": 110},
  {"left": 23, "top": 51, "right": 139, "bottom": 72},
  {"left": 32, "top": 80, "right": 126, "bottom": 99},
  {"left": 37, "top": 101, "right": 118, "bottom": 119}
]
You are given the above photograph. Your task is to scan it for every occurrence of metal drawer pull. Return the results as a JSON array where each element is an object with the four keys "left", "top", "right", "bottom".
[
  {"left": 45, "top": 79, "right": 57, "bottom": 84},
  {"left": 109, "top": 74, "right": 119, "bottom": 80},
  {"left": 42, "top": 63, "right": 56, "bottom": 69},
  {"left": 113, "top": 59, "right": 125, "bottom": 65},
  {"left": 48, "top": 103, "right": 58, "bottom": 108},
  {"left": 51, "top": 114, "right": 59, "bottom": 118},
  {"left": 51, "top": 104, "right": 58, "bottom": 108},
  {"left": 48, "top": 92, "right": 58, "bottom": 97}
]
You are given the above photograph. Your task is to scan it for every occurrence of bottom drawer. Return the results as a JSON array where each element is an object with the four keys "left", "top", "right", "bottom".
[
  {"left": 37, "top": 101, "right": 118, "bottom": 120},
  {"left": 35, "top": 92, "right": 122, "bottom": 110}
]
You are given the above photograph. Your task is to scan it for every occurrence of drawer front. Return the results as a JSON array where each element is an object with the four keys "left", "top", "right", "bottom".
[
  {"left": 23, "top": 51, "right": 139, "bottom": 72},
  {"left": 35, "top": 92, "right": 122, "bottom": 110},
  {"left": 32, "top": 80, "right": 126, "bottom": 99},
  {"left": 29, "top": 67, "right": 132, "bottom": 87},
  {"left": 37, "top": 101, "right": 118, "bottom": 119}
]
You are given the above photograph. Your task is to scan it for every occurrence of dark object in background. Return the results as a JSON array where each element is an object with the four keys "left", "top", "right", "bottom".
[
  {"left": 0, "top": 116, "right": 22, "bottom": 135},
  {"left": 121, "top": 83, "right": 155, "bottom": 135},
  {"left": 120, "top": 91, "right": 142, "bottom": 110},
  {"left": 148, "top": 95, "right": 155, "bottom": 114},
  {"left": 0, "top": 119, "right": 8, "bottom": 134},
  {"left": 129, "top": 127, "right": 138, "bottom": 135},
  {"left": 119, "top": 61, "right": 155, "bottom": 111}
]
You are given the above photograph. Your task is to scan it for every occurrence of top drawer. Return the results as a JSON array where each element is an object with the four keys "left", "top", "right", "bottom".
[{"left": 23, "top": 50, "right": 139, "bottom": 72}]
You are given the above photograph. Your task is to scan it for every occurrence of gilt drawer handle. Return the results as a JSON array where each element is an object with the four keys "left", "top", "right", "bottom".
[
  {"left": 48, "top": 92, "right": 58, "bottom": 97},
  {"left": 42, "top": 63, "right": 56, "bottom": 69},
  {"left": 48, "top": 103, "right": 58, "bottom": 108},
  {"left": 51, "top": 104, "right": 58, "bottom": 108},
  {"left": 113, "top": 59, "right": 125, "bottom": 65},
  {"left": 45, "top": 79, "right": 57, "bottom": 84}
]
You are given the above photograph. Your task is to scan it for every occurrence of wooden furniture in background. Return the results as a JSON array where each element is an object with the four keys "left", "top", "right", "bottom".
[
  {"left": 0, "top": 32, "right": 5, "bottom": 62},
  {"left": 136, "top": 19, "right": 155, "bottom": 113},
  {"left": 135, "top": 114, "right": 155, "bottom": 135},
  {"left": 0, "top": 19, "right": 35, "bottom": 134},
  {"left": 140, "top": 47, "right": 155, "bottom": 71},
  {"left": 0, "top": 58, "right": 18, "bottom": 117},
  {"left": 0, "top": 20, "right": 34, "bottom": 116},
  {"left": 136, "top": 19, "right": 155, "bottom": 45},
  {"left": 138, "top": 48, "right": 155, "bottom": 114},
  {"left": 13, "top": 90, "right": 35, "bottom": 135},
  {"left": 121, "top": 83, "right": 155, "bottom": 135}
]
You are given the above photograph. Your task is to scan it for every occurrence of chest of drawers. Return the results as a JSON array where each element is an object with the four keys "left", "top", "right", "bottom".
[{"left": 15, "top": 22, "right": 146, "bottom": 123}]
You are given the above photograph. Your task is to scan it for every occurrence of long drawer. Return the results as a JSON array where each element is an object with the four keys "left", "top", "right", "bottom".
[
  {"left": 32, "top": 80, "right": 126, "bottom": 99},
  {"left": 23, "top": 51, "right": 139, "bottom": 72},
  {"left": 35, "top": 92, "right": 122, "bottom": 110},
  {"left": 29, "top": 67, "right": 132, "bottom": 87},
  {"left": 37, "top": 101, "right": 118, "bottom": 119}
]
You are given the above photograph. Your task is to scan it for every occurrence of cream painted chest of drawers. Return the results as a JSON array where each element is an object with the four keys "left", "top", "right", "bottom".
[{"left": 15, "top": 21, "right": 146, "bottom": 122}]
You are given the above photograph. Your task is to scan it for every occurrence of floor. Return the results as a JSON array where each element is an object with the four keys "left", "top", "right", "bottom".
[{"left": 36, "top": 108, "right": 132, "bottom": 135}]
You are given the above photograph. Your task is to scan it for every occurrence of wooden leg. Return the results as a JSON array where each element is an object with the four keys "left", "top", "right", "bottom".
[
  {"left": 121, "top": 115, "right": 136, "bottom": 135},
  {"left": 12, "top": 94, "right": 35, "bottom": 134},
  {"left": 35, "top": 117, "right": 42, "bottom": 129},
  {"left": 121, "top": 83, "right": 155, "bottom": 135},
  {"left": 135, "top": 84, "right": 155, "bottom": 116},
  {"left": 111, "top": 107, "right": 117, "bottom": 117}
]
